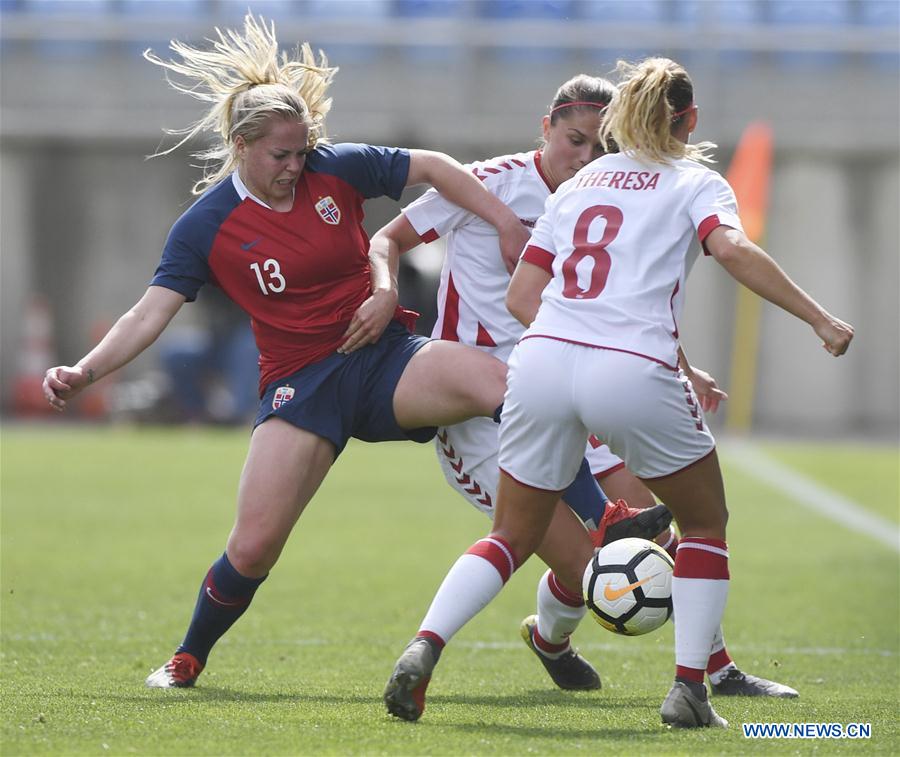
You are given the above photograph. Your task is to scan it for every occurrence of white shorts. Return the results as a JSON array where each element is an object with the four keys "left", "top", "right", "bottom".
[
  {"left": 585, "top": 438, "right": 626, "bottom": 479},
  {"left": 498, "top": 338, "right": 716, "bottom": 489},
  {"left": 435, "top": 416, "right": 501, "bottom": 517},
  {"left": 435, "top": 414, "right": 613, "bottom": 523}
]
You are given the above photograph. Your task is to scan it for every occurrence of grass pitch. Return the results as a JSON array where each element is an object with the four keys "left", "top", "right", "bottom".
[{"left": 2, "top": 426, "right": 898, "bottom": 755}]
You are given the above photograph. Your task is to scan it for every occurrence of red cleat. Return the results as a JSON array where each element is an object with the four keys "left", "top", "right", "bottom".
[
  {"left": 145, "top": 652, "right": 204, "bottom": 688},
  {"left": 591, "top": 500, "right": 673, "bottom": 548}
]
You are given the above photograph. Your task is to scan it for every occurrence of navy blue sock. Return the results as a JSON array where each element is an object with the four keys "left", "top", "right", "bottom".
[
  {"left": 177, "top": 552, "right": 267, "bottom": 665},
  {"left": 561, "top": 458, "right": 609, "bottom": 529}
]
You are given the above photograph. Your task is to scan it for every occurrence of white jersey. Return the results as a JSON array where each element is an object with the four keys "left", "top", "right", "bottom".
[
  {"left": 403, "top": 150, "right": 553, "bottom": 363},
  {"left": 523, "top": 152, "right": 743, "bottom": 368}
]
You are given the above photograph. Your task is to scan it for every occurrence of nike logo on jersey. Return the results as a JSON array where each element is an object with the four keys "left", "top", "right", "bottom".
[{"left": 241, "top": 238, "right": 262, "bottom": 251}]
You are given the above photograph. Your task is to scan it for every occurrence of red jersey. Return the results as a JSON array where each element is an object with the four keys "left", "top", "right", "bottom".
[{"left": 151, "top": 143, "right": 412, "bottom": 393}]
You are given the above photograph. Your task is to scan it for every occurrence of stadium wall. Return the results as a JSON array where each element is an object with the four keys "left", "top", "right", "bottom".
[{"left": 1, "top": 8, "right": 897, "bottom": 436}]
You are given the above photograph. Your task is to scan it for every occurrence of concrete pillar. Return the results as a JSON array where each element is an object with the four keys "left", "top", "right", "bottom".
[
  {"left": 754, "top": 157, "right": 861, "bottom": 434},
  {"left": 0, "top": 147, "right": 37, "bottom": 409}
]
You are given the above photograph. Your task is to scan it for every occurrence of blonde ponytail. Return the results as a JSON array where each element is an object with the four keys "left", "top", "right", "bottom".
[
  {"left": 144, "top": 13, "right": 338, "bottom": 194},
  {"left": 601, "top": 58, "right": 715, "bottom": 165}
]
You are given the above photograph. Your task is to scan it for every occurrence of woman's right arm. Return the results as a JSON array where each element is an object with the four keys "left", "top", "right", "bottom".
[
  {"left": 704, "top": 226, "right": 854, "bottom": 357},
  {"left": 43, "top": 285, "right": 186, "bottom": 410}
]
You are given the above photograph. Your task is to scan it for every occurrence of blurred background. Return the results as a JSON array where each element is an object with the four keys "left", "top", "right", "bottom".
[{"left": 1, "top": 0, "right": 897, "bottom": 435}]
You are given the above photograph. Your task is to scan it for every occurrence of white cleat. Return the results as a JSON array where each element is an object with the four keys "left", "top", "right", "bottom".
[
  {"left": 661, "top": 681, "right": 728, "bottom": 728},
  {"left": 145, "top": 652, "right": 204, "bottom": 688},
  {"left": 712, "top": 668, "right": 799, "bottom": 698}
]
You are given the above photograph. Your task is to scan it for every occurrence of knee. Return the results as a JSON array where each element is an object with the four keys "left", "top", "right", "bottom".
[
  {"left": 476, "top": 358, "right": 507, "bottom": 414},
  {"left": 226, "top": 532, "right": 281, "bottom": 578}
]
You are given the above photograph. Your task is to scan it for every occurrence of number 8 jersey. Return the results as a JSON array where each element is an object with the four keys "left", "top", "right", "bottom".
[{"left": 522, "top": 152, "right": 743, "bottom": 370}]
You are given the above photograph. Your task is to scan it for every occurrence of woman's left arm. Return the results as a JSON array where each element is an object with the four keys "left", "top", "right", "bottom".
[{"left": 406, "top": 150, "right": 530, "bottom": 273}]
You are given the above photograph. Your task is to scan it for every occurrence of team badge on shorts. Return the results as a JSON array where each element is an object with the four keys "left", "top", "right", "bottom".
[
  {"left": 272, "top": 385, "right": 295, "bottom": 409},
  {"left": 315, "top": 196, "right": 341, "bottom": 225}
]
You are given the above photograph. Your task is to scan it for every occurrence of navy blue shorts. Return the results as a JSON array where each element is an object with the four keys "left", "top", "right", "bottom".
[{"left": 255, "top": 321, "right": 435, "bottom": 457}]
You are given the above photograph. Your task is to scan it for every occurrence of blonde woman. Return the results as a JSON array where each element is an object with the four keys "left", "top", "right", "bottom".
[
  {"left": 42, "top": 13, "right": 531, "bottom": 689},
  {"left": 384, "top": 57, "right": 852, "bottom": 728}
]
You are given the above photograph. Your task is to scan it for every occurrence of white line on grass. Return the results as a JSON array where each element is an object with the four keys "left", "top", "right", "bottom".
[
  {"left": 721, "top": 440, "right": 899, "bottom": 553},
  {"left": 456, "top": 641, "right": 896, "bottom": 657},
  {"left": 4, "top": 633, "right": 895, "bottom": 657}
]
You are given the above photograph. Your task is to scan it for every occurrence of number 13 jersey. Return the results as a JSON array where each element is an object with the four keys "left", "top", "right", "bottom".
[
  {"left": 522, "top": 152, "right": 743, "bottom": 369},
  {"left": 150, "top": 143, "right": 411, "bottom": 394}
]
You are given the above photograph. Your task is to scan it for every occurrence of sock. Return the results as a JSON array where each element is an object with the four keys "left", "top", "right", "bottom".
[
  {"left": 560, "top": 458, "right": 609, "bottom": 530},
  {"left": 177, "top": 552, "right": 267, "bottom": 665},
  {"left": 707, "top": 627, "right": 737, "bottom": 684},
  {"left": 492, "top": 404, "right": 504, "bottom": 424},
  {"left": 419, "top": 535, "right": 518, "bottom": 644},
  {"left": 534, "top": 570, "right": 587, "bottom": 659},
  {"left": 672, "top": 537, "right": 729, "bottom": 684},
  {"left": 658, "top": 526, "right": 679, "bottom": 561}
]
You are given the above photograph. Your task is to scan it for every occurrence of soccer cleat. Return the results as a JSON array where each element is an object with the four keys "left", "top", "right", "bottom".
[
  {"left": 145, "top": 652, "right": 204, "bottom": 688},
  {"left": 711, "top": 668, "right": 799, "bottom": 698},
  {"left": 520, "top": 615, "right": 601, "bottom": 691},
  {"left": 383, "top": 637, "right": 440, "bottom": 722},
  {"left": 591, "top": 500, "right": 673, "bottom": 548},
  {"left": 661, "top": 681, "right": 729, "bottom": 729}
]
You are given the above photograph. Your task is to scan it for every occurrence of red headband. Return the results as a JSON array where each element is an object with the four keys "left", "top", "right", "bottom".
[
  {"left": 550, "top": 100, "right": 609, "bottom": 116},
  {"left": 671, "top": 103, "right": 696, "bottom": 121}
]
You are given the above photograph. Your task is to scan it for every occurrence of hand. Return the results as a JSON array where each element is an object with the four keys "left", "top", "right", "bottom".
[
  {"left": 497, "top": 218, "right": 532, "bottom": 275},
  {"left": 684, "top": 364, "right": 728, "bottom": 414},
  {"left": 42, "top": 365, "right": 92, "bottom": 411},
  {"left": 813, "top": 314, "right": 854, "bottom": 357},
  {"left": 338, "top": 289, "right": 398, "bottom": 354}
]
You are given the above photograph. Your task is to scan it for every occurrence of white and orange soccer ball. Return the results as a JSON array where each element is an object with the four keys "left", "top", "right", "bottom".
[{"left": 583, "top": 537, "right": 674, "bottom": 636}]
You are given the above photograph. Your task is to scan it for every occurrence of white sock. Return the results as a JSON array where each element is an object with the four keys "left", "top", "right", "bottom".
[
  {"left": 419, "top": 536, "right": 517, "bottom": 644},
  {"left": 534, "top": 570, "right": 587, "bottom": 659},
  {"left": 672, "top": 537, "right": 730, "bottom": 683},
  {"left": 706, "top": 626, "right": 737, "bottom": 684}
]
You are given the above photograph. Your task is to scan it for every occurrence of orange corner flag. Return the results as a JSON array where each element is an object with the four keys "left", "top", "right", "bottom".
[
  {"left": 726, "top": 121, "right": 773, "bottom": 244},
  {"left": 725, "top": 122, "right": 773, "bottom": 433}
]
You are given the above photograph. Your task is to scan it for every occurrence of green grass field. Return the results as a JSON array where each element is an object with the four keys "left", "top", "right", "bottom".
[{"left": 2, "top": 426, "right": 898, "bottom": 755}]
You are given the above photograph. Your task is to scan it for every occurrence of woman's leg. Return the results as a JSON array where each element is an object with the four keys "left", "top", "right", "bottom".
[
  {"left": 227, "top": 418, "right": 336, "bottom": 576},
  {"left": 147, "top": 419, "right": 335, "bottom": 687},
  {"left": 384, "top": 471, "right": 562, "bottom": 721},
  {"left": 641, "top": 451, "right": 730, "bottom": 727},
  {"left": 392, "top": 340, "right": 507, "bottom": 428}
]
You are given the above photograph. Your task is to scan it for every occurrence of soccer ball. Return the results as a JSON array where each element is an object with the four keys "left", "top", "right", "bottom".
[{"left": 583, "top": 537, "right": 674, "bottom": 636}]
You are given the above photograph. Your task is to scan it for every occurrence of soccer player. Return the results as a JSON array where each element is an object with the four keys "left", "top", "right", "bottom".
[
  {"left": 383, "top": 57, "right": 853, "bottom": 728},
  {"left": 380, "top": 74, "right": 796, "bottom": 707},
  {"left": 375, "top": 75, "right": 672, "bottom": 694},
  {"left": 42, "top": 13, "right": 537, "bottom": 689}
]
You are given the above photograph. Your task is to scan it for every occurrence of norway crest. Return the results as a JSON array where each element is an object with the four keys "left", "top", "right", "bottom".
[
  {"left": 315, "top": 196, "right": 341, "bottom": 225},
  {"left": 272, "top": 385, "right": 295, "bottom": 409}
]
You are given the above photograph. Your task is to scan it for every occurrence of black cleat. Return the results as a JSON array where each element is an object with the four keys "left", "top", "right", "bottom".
[
  {"left": 592, "top": 500, "right": 673, "bottom": 548},
  {"left": 520, "top": 615, "right": 601, "bottom": 691}
]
